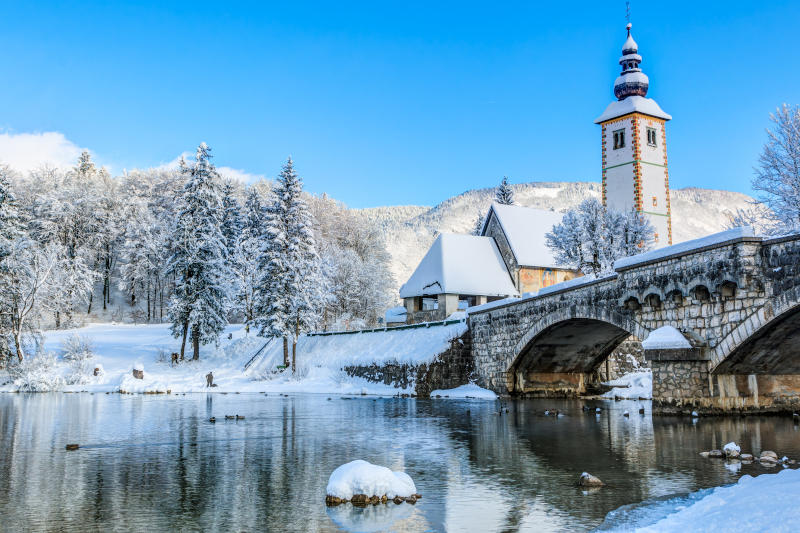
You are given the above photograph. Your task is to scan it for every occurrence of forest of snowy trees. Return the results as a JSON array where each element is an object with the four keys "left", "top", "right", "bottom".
[{"left": 0, "top": 145, "right": 395, "bottom": 367}]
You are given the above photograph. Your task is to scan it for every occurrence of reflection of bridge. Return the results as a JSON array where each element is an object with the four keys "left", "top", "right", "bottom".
[{"left": 468, "top": 229, "right": 800, "bottom": 413}]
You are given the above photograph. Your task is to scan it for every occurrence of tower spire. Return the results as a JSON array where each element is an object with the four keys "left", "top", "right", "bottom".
[{"left": 614, "top": 23, "right": 649, "bottom": 100}]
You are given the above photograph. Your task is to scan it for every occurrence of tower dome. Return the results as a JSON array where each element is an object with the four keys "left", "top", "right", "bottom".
[{"left": 614, "top": 23, "right": 649, "bottom": 100}]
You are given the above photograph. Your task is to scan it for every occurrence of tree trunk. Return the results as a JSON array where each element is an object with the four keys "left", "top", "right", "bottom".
[
  {"left": 179, "top": 321, "right": 188, "bottom": 361},
  {"left": 55, "top": 310, "right": 61, "bottom": 329},
  {"left": 292, "top": 317, "right": 299, "bottom": 373},
  {"left": 87, "top": 291, "right": 93, "bottom": 314},
  {"left": 192, "top": 326, "right": 200, "bottom": 361},
  {"left": 283, "top": 337, "right": 289, "bottom": 367},
  {"left": 13, "top": 329, "right": 24, "bottom": 362}
]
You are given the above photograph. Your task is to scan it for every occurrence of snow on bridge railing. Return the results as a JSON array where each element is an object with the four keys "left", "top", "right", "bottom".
[{"left": 306, "top": 318, "right": 466, "bottom": 337}]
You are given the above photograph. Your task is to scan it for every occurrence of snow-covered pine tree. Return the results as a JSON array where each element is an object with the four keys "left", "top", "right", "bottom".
[
  {"left": 495, "top": 176, "right": 514, "bottom": 205},
  {"left": 752, "top": 104, "right": 800, "bottom": 232},
  {"left": 472, "top": 210, "right": 485, "bottom": 235},
  {"left": 164, "top": 144, "right": 231, "bottom": 361},
  {"left": 254, "top": 157, "right": 321, "bottom": 371},
  {"left": 220, "top": 181, "right": 244, "bottom": 264},
  {"left": 234, "top": 188, "right": 268, "bottom": 333},
  {"left": 0, "top": 165, "right": 25, "bottom": 262}
]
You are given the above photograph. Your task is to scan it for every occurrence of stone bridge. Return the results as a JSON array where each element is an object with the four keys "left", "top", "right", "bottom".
[{"left": 468, "top": 230, "right": 800, "bottom": 413}]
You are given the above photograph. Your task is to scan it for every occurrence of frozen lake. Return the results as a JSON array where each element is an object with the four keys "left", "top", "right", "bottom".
[{"left": 1, "top": 394, "right": 799, "bottom": 532}]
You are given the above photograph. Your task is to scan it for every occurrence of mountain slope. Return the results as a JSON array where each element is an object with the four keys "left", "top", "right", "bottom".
[{"left": 354, "top": 182, "right": 757, "bottom": 297}]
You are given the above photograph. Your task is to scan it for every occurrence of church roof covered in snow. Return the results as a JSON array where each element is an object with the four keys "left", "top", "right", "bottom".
[
  {"left": 399, "top": 233, "right": 518, "bottom": 298},
  {"left": 594, "top": 95, "right": 672, "bottom": 123},
  {"left": 483, "top": 203, "right": 567, "bottom": 269}
]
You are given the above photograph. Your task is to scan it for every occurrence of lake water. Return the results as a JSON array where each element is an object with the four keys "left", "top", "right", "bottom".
[{"left": 1, "top": 393, "right": 799, "bottom": 532}]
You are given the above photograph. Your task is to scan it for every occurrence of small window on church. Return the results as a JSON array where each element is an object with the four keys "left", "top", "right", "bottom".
[
  {"left": 652, "top": 196, "right": 657, "bottom": 207},
  {"left": 613, "top": 129, "right": 625, "bottom": 150},
  {"left": 647, "top": 127, "right": 657, "bottom": 147}
]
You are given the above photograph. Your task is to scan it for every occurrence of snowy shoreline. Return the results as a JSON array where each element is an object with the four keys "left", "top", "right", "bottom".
[{"left": 0, "top": 322, "right": 497, "bottom": 398}]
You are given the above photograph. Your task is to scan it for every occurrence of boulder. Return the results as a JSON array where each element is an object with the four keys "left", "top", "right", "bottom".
[
  {"left": 578, "top": 472, "right": 604, "bottom": 487},
  {"left": 708, "top": 449, "right": 724, "bottom": 458},
  {"left": 393, "top": 496, "right": 404, "bottom": 505},
  {"left": 325, "top": 495, "right": 343, "bottom": 506},
  {"left": 740, "top": 454, "right": 754, "bottom": 462},
  {"left": 404, "top": 495, "right": 417, "bottom": 504},
  {"left": 699, "top": 451, "right": 710, "bottom": 458},
  {"left": 65, "top": 444, "right": 80, "bottom": 451},
  {"left": 350, "top": 494, "right": 369, "bottom": 506},
  {"left": 760, "top": 450, "right": 779, "bottom": 462}
]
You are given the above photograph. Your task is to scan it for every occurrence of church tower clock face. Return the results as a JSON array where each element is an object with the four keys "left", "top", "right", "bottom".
[{"left": 595, "top": 23, "right": 673, "bottom": 246}]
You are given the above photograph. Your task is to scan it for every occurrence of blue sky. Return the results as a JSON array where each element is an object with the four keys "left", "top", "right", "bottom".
[{"left": 1, "top": 1, "right": 799, "bottom": 208}]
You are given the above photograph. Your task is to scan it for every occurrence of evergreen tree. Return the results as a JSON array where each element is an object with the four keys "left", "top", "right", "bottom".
[
  {"left": 233, "top": 188, "right": 267, "bottom": 333},
  {"left": 220, "top": 181, "right": 244, "bottom": 262},
  {"left": 0, "top": 165, "right": 25, "bottom": 262},
  {"left": 254, "top": 157, "right": 321, "bottom": 371},
  {"left": 164, "top": 144, "right": 231, "bottom": 361},
  {"left": 472, "top": 210, "right": 485, "bottom": 236},
  {"left": 495, "top": 176, "right": 514, "bottom": 205}
]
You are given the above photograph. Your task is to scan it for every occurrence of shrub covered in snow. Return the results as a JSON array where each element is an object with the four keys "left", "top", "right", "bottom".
[
  {"left": 9, "top": 353, "right": 65, "bottom": 391},
  {"left": 61, "top": 334, "right": 95, "bottom": 385}
]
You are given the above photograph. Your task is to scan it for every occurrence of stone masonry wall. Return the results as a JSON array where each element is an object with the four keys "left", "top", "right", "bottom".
[{"left": 344, "top": 330, "right": 474, "bottom": 397}]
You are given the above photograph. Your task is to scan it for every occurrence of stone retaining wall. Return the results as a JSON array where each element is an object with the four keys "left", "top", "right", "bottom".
[{"left": 344, "top": 330, "right": 474, "bottom": 397}]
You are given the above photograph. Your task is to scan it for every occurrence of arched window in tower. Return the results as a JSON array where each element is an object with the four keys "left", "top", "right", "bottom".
[{"left": 613, "top": 129, "right": 626, "bottom": 150}]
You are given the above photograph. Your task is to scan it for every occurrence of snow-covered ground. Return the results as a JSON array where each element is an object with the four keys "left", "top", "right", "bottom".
[
  {"left": 603, "top": 469, "right": 800, "bottom": 532},
  {"left": 602, "top": 370, "right": 653, "bottom": 399},
  {"left": 0, "top": 322, "right": 475, "bottom": 396}
]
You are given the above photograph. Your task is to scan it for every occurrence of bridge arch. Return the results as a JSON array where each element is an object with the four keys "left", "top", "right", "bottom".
[
  {"left": 712, "top": 284, "right": 800, "bottom": 374},
  {"left": 505, "top": 305, "right": 650, "bottom": 392}
]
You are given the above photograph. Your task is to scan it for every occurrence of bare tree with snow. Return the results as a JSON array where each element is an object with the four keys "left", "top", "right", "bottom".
[{"left": 752, "top": 104, "right": 800, "bottom": 232}]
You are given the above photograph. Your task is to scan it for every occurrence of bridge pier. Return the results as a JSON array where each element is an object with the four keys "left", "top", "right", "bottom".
[{"left": 648, "top": 347, "right": 800, "bottom": 414}]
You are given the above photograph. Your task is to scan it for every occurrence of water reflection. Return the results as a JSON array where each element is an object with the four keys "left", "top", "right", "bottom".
[{"left": 0, "top": 394, "right": 798, "bottom": 532}]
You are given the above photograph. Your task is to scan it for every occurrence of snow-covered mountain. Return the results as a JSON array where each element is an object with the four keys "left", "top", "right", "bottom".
[{"left": 354, "top": 182, "right": 758, "bottom": 297}]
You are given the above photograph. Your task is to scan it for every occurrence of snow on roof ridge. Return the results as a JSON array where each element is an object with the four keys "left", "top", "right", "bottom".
[
  {"left": 614, "top": 226, "right": 758, "bottom": 270},
  {"left": 399, "top": 233, "right": 518, "bottom": 298},
  {"left": 487, "top": 203, "right": 568, "bottom": 269},
  {"left": 594, "top": 95, "right": 671, "bottom": 123}
]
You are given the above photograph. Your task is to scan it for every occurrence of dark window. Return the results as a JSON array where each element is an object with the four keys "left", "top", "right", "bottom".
[
  {"left": 613, "top": 129, "right": 626, "bottom": 150},
  {"left": 647, "top": 127, "right": 657, "bottom": 146}
]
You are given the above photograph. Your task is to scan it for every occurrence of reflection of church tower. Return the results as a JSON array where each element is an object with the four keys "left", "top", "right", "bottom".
[{"left": 595, "top": 23, "right": 672, "bottom": 246}]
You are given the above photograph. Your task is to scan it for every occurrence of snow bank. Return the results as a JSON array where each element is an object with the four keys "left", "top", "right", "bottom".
[
  {"left": 641, "top": 326, "right": 691, "bottom": 350},
  {"left": 633, "top": 469, "right": 800, "bottom": 532},
  {"left": 326, "top": 460, "right": 416, "bottom": 500},
  {"left": 602, "top": 371, "right": 652, "bottom": 399},
  {"left": 248, "top": 321, "right": 468, "bottom": 377},
  {"left": 430, "top": 383, "right": 497, "bottom": 399},
  {"left": 614, "top": 226, "right": 756, "bottom": 270}
]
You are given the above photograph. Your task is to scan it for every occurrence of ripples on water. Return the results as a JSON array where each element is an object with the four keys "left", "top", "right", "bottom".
[{"left": 1, "top": 394, "right": 798, "bottom": 532}]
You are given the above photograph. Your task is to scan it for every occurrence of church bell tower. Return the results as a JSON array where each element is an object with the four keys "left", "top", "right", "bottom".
[{"left": 595, "top": 23, "right": 673, "bottom": 246}]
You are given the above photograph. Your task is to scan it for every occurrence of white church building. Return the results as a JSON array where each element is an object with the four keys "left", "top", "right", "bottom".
[{"left": 390, "top": 23, "right": 674, "bottom": 324}]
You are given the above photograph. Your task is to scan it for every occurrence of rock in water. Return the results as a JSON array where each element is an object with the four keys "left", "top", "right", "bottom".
[
  {"left": 578, "top": 472, "right": 604, "bottom": 487},
  {"left": 325, "top": 460, "right": 417, "bottom": 505},
  {"left": 65, "top": 444, "right": 79, "bottom": 451},
  {"left": 740, "top": 453, "right": 754, "bottom": 462},
  {"left": 708, "top": 449, "right": 724, "bottom": 458},
  {"left": 723, "top": 442, "right": 741, "bottom": 459},
  {"left": 760, "top": 451, "right": 779, "bottom": 464}
]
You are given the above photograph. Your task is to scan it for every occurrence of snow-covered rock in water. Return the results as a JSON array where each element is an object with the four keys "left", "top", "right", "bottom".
[
  {"left": 578, "top": 472, "right": 604, "bottom": 487},
  {"left": 760, "top": 450, "right": 779, "bottom": 464},
  {"left": 326, "top": 460, "right": 417, "bottom": 502},
  {"left": 601, "top": 371, "right": 652, "bottom": 399},
  {"left": 430, "top": 383, "right": 497, "bottom": 399},
  {"left": 641, "top": 326, "right": 691, "bottom": 350},
  {"left": 723, "top": 442, "right": 741, "bottom": 459}
]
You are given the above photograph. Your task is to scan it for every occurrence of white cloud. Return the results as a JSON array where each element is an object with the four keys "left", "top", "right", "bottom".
[{"left": 0, "top": 131, "right": 86, "bottom": 173}]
